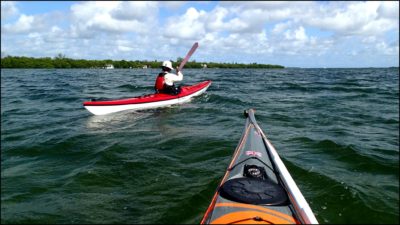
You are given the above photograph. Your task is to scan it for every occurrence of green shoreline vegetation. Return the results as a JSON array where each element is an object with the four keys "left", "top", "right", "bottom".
[{"left": 0, "top": 55, "right": 284, "bottom": 69}]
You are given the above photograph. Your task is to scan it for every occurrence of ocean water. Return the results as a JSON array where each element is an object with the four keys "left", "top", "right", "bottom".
[{"left": 1, "top": 68, "right": 399, "bottom": 224}]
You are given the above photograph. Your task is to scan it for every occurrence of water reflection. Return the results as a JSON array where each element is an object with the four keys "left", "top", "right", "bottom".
[
  {"left": 85, "top": 110, "right": 151, "bottom": 131},
  {"left": 84, "top": 106, "right": 186, "bottom": 135}
]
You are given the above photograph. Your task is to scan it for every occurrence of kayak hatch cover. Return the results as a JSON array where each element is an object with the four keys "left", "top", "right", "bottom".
[
  {"left": 83, "top": 80, "right": 211, "bottom": 115},
  {"left": 201, "top": 108, "right": 318, "bottom": 224}
]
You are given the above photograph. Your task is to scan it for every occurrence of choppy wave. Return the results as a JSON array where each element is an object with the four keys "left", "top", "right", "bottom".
[{"left": 1, "top": 68, "right": 399, "bottom": 224}]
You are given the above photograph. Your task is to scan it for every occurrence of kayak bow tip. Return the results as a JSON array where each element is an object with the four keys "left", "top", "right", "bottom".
[
  {"left": 244, "top": 110, "right": 249, "bottom": 118},
  {"left": 244, "top": 108, "right": 256, "bottom": 118}
]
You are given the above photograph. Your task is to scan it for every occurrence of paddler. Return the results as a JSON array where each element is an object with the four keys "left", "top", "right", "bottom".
[{"left": 154, "top": 60, "right": 183, "bottom": 95}]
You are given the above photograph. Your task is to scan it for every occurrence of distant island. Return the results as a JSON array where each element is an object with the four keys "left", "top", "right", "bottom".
[{"left": 0, "top": 55, "right": 284, "bottom": 69}]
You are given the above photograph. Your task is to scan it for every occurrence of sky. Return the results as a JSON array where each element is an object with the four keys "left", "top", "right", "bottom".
[{"left": 1, "top": 1, "right": 399, "bottom": 68}]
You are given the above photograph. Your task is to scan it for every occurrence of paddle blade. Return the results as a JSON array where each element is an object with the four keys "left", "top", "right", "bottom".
[{"left": 178, "top": 42, "right": 199, "bottom": 71}]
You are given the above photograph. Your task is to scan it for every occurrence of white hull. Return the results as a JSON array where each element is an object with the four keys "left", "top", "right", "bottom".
[{"left": 84, "top": 83, "right": 210, "bottom": 115}]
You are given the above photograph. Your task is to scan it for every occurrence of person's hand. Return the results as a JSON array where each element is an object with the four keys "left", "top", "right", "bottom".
[{"left": 176, "top": 66, "right": 180, "bottom": 73}]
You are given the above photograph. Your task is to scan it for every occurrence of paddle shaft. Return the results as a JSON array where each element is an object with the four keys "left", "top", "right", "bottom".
[{"left": 178, "top": 42, "right": 198, "bottom": 71}]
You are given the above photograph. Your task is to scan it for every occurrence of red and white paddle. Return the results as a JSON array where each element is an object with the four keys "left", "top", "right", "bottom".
[{"left": 177, "top": 42, "right": 199, "bottom": 71}]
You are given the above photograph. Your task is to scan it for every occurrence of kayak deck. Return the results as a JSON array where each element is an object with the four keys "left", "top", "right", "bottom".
[{"left": 201, "top": 109, "right": 318, "bottom": 224}]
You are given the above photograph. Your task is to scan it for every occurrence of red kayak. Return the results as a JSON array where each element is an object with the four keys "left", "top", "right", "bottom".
[{"left": 83, "top": 80, "right": 211, "bottom": 115}]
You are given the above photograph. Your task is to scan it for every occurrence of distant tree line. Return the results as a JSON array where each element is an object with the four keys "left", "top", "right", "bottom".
[{"left": 1, "top": 55, "right": 284, "bottom": 69}]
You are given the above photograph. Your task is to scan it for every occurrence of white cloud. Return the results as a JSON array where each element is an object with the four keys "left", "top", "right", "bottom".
[
  {"left": 269, "top": 25, "right": 335, "bottom": 56},
  {"left": 205, "top": 7, "right": 229, "bottom": 32},
  {"left": 1, "top": 1, "right": 19, "bottom": 19},
  {"left": 43, "top": 26, "right": 67, "bottom": 44},
  {"left": 70, "top": 1, "right": 119, "bottom": 20},
  {"left": 70, "top": 2, "right": 121, "bottom": 36},
  {"left": 2, "top": 10, "right": 66, "bottom": 34},
  {"left": 158, "top": 1, "right": 186, "bottom": 10},
  {"left": 218, "top": 1, "right": 399, "bottom": 38},
  {"left": 1, "top": 1, "right": 398, "bottom": 67},
  {"left": 70, "top": 1, "right": 157, "bottom": 38},
  {"left": 3, "top": 14, "right": 35, "bottom": 33},
  {"left": 376, "top": 41, "right": 399, "bottom": 55},
  {"left": 305, "top": 2, "right": 398, "bottom": 36},
  {"left": 164, "top": 7, "right": 207, "bottom": 40},
  {"left": 222, "top": 1, "right": 314, "bottom": 32},
  {"left": 116, "top": 39, "right": 135, "bottom": 52},
  {"left": 377, "top": 1, "right": 399, "bottom": 19},
  {"left": 284, "top": 26, "right": 308, "bottom": 41},
  {"left": 272, "top": 21, "right": 292, "bottom": 34},
  {"left": 117, "top": 45, "right": 134, "bottom": 52},
  {"left": 110, "top": 1, "right": 158, "bottom": 21},
  {"left": 196, "top": 29, "right": 272, "bottom": 59},
  {"left": 362, "top": 36, "right": 377, "bottom": 44}
]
